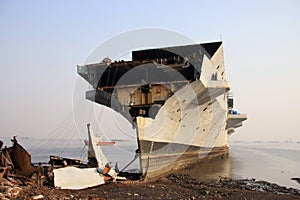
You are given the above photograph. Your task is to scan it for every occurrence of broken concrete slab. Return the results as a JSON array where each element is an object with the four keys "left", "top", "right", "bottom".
[{"left": 53, "top": 166, "right": 105, "bottom": 190}]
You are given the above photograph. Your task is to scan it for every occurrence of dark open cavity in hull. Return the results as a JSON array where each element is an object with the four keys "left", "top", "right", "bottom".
[{"left": 77, "top": 41, "right": 247, "bottom": 181}]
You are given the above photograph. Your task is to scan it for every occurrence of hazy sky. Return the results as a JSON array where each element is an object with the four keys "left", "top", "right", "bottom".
[{"left": 0, "top": 0, "right": 299, "bottom": 141}]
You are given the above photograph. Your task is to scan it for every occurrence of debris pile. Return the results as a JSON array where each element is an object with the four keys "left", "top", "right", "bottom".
[
  {"left": 0, "top": 137, "right": 36, "bottom": 199},
  {"left": 49, "top": 155, "right": 83, "bottom": 168}
]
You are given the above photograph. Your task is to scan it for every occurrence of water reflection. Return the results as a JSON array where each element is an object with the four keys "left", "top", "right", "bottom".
[
  {"left": 183, "top": 142, "right": 300, "bottom": 190},
  {"left": 183, "top": 154, "right": 232, "bottom": 181}
]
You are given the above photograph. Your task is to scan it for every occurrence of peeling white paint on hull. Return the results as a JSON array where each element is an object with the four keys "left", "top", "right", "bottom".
[{"left": 77, "top": 41, "right": 247, "bottom": 179}]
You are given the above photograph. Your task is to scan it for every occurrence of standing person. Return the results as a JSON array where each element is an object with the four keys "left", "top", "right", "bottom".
[
  {"left": 37, "top": 162, "right": 44, "bottom": 186},
  {"left": 11, "top": 136, "right": 17, "bottom": 144}
]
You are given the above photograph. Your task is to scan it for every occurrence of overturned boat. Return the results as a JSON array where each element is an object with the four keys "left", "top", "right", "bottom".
[{"left": 77, "top": 41, "right": 247, "bottom": 179}]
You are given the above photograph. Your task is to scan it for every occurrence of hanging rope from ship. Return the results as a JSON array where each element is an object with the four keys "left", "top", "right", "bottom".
[{"left": 27, "top": 100, "right": 88, "bottom": 164}]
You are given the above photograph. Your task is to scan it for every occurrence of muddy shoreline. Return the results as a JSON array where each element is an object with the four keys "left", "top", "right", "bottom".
[
  {"left": 2, "top": 174, "right": 297, "bottom": 200},
  {"left": 1, "top": 139, "right": 300, "bottom": 199}
]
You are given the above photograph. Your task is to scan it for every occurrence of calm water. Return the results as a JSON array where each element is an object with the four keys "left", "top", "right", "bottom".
[
  {"left": 185, "top": 141, "right": 300, "bottom": 190},
  {"left": 0, "top": 137, "right": 140, "bottom": 171},
  {"left": 1, "top": 137, "right": 299, "bottom": 189},
  {"left": 230, "top": 141, "right": 300, "bottom": 190}
]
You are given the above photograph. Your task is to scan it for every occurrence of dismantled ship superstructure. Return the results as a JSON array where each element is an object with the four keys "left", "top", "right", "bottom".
[{"left": 77, "top": 41, "right": 247, "bottom": 178}]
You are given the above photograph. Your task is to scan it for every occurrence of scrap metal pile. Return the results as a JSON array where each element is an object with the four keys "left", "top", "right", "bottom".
[{"left": 0, "top": 137, "right": 36, "bottom": 199}]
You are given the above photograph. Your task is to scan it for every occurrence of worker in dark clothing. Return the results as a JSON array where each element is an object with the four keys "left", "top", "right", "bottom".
[{"left": 11, "top": 136, "right": 17, "bottom": 144}]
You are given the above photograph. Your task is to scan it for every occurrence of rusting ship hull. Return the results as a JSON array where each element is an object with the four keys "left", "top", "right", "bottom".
[
  {"left": 138, "top": 139, "right": 229, "bottom": 178},
  {"left": 77, "top": 41, "right": 247, "bottom": 179}
]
